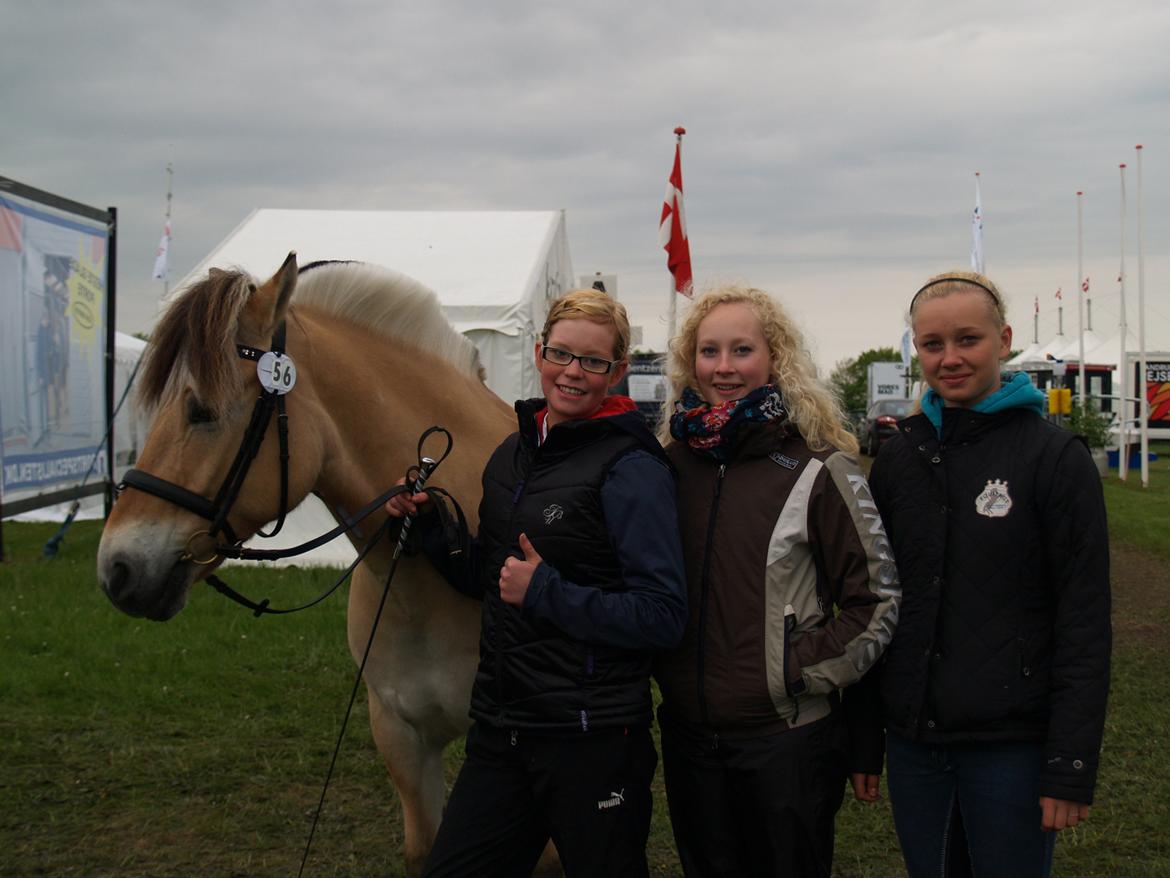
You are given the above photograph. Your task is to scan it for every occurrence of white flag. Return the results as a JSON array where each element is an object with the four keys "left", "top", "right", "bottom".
[
  {"left": 970, "top": 175, "right": 984, "bottom": 273},
  {"left": 152, "top": 220, "right": 171, "bottom": 281},
  {"left": 900, "top": 327, "right": 912, "bottom": 370}
]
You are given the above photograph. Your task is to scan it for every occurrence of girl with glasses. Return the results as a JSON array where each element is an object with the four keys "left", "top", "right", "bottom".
[{"left": 388, "top": 288, "right": 687, "bottom": 877}]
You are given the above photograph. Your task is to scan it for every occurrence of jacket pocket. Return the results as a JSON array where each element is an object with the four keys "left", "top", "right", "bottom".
[{"left": 1016, "top": 633, "right": 1051, "bottom": 716}]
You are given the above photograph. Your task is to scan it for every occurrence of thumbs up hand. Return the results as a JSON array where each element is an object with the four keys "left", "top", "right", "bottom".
[{"left": 499, "top": 532, "right": 543, "bottom": 607}]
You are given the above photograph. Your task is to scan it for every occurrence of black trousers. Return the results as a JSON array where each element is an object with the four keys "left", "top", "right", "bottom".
[
  {"left": 659, "top": 708, "right": 848, "bottom": 878},
  {"left": 421, "top": 721, "right": 658, "bottom": 878}
]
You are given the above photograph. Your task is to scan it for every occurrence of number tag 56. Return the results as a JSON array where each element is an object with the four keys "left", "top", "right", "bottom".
[{"left": 257, "top": 351, "right": 297, "bottom": 395}]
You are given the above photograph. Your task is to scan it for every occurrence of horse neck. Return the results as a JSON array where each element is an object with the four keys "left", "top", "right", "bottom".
[{"left": 289, "top": 307, "right": 514, "bottom": 532}]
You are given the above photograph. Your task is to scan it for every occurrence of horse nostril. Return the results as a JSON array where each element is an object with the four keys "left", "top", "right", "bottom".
[{"left": 104, "top": 560, "right": 130, "bottom": 600}]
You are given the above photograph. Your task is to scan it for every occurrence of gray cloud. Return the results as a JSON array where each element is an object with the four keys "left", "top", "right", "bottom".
[{"left": 3, "top": 0, "right": 1168, "bottom": 371}]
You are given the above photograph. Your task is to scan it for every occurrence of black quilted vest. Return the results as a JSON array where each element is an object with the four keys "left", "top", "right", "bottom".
[{"left": 469, "top": 399, "right": 664, "bottom": 732}]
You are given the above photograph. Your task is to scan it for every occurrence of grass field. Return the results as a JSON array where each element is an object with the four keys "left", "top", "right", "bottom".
[{"left": 2, "top": 449, "right": 1168, "bottom": 877}]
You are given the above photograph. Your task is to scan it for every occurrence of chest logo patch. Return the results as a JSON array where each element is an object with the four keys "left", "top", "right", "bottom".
[
  {"left": 975, "top": 479, "right": 1013, "bottom": 518},
  {"left": 543, "top": 503, "right": 565, "bottom": 525},
  {"left": 769, "top": 452, "right": 799, "bottom": 470}
]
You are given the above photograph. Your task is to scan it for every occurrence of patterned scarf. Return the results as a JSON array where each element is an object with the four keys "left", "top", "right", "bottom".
[{"left": 669, "top": 384, "right": 788, "bottom": 461}]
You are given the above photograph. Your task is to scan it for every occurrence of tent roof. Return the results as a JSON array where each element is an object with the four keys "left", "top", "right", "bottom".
[
  {"left": 1052, "top": 329, "right": 1105, "bottom": 361},
  {"left": 1007, "top": 334, "right": 1068, "bottom": 366},
  {"left": 173, "top": 208, "right": 568, "bottom": 329}
]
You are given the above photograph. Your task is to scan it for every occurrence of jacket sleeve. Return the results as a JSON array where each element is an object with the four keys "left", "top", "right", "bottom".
[
  {"left": 521, "top": 450, "right": 688, "bottom": 650},
  {"left": 1037, "top": 436, "right": 1111, "bottom": 804},
  {"left": 788, "top": 452, "right": 901, "bottom": 695},
  {"left": 415, "top": 504, "right": 486, "bottom": 600},
  {"left": 841, "top": 663, "right": 887, "bottom": 774}
]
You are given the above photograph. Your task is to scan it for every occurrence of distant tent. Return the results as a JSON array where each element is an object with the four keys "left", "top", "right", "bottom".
[
  {"left": 1079, "top": 329, "right": 1141, "bottom": 368},
  {"left": 1053, "top": 329, "right": 1105, "bottom": 362},
  {"left": 1007, "top": 333, "right": 1067, "bottom": 367},
  {"left": 1006, "top": 341, "right": 1043, "bottom": 366}
]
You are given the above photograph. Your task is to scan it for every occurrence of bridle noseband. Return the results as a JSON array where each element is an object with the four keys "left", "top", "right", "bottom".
[{"left": 119, "top": 323, "right": 294, "bottom": 558}]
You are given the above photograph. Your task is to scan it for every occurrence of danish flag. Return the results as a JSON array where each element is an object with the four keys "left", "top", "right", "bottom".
[{"left": 659, "top": 129, "right": 693, "bottom": 297}]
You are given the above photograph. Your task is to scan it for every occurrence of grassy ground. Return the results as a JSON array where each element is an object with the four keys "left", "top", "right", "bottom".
[{"left": 2, "top": 447, "right": 1167, "bottom": 876}]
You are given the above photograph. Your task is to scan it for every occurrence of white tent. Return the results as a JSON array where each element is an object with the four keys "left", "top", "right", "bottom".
[
  {"left": 170, "top": 209, "right": 576, "bottom": 567},
  {"left": 1052, "top": 329, "right": 1105, "bottom": 362},
  {"left": 1007, "top": 333, "right": 1068, "bottom": 367},
  {"left": 1006, "top": 341, "right": 1044, "bottom": 366},
  {"left": 171, "top": 209, "right": 575, "bottom": 405}
]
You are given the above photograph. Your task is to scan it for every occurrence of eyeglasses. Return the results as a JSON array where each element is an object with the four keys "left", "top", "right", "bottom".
[{"left": 540, "top": 345, "right": 619, "bottom": 375}]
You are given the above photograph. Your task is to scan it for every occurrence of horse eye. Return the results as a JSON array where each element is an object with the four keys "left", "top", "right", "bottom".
[{"left": 187, "top": 398, "right": 217, "bottom": 424}]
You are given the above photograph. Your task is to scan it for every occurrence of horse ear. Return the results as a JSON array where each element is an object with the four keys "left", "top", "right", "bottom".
[{"left": 241, "top": 252, "right": 298, "bottom": 341}]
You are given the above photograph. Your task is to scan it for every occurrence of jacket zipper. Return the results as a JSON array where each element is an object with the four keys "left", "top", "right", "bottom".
[
  {"left": 496, "top": 448, "right": 533, "bottom": 724},
  {"left": 784, "top": 604, "right": 800, "bottom": 723},
  {"left": 696, "top": 463, "right": 726, "bottom": 726}
]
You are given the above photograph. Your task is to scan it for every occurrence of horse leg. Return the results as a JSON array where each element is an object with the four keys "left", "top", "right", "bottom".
[{"left": 366, "top": 688, "right": 447, "bottom": 878}]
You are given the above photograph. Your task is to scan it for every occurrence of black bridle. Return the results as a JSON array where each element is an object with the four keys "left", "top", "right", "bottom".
[{"left": 120, "top": 323, "right": 293, "bottom": 553}]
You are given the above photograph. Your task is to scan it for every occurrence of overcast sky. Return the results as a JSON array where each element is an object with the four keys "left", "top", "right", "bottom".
[{"left": 4, "top": 0, "right": 1169, "bottom": 372}]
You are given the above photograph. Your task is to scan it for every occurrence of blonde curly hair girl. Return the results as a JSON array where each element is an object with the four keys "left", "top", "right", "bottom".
[{"left": 658, "top": 283, "right": 858, "bottom": 455}]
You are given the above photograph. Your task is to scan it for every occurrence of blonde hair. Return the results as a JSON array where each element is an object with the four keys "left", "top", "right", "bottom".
[
  {"left": 910, "top": 269, "right": 1007, "bottom": 329},
  {"left": 658, "top": 284, "right": 858, "bottom": 454},
  {"left": 541, "top": 289, "right": 631, "bottom": 360}
]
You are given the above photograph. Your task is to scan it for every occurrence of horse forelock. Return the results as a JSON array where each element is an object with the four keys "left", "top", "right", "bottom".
[
  {"left": 293, "top": 261, "right": 482, "bottom": 379},
  {"left": 138, "top": 268, "right": 255, "bottom": 414}
]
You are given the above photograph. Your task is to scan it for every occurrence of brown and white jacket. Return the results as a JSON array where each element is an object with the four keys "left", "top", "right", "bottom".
[{"left": 655, "top": 420, "right": 901, "bottom": 737}]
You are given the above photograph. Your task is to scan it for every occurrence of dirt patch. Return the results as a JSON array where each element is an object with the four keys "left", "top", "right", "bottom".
[{"left": 1110, "top": 541, "right": 1170, "bottom": 652}]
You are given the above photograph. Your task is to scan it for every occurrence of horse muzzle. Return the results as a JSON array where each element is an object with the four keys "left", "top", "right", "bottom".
[{"left": 97, "top": 530, "right": 198, "bottom": 621}]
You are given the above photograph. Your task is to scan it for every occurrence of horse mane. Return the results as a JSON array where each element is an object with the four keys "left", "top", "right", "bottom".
[
  {"left": 138, "top": 260, "right": 484, "bottom": 415},
  {"left": 294, "top": 260, "right": 484, "bottom": 380}
]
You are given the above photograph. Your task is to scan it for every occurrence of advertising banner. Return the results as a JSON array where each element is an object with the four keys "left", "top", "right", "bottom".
[
  {"left": 0, "top": 182, "right": 111, "bottom": 508},
  {"left": 1140, "top": 360, "right": 1170, "bottom": 429}
]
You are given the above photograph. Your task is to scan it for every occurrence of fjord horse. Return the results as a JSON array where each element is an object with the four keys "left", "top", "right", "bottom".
[{"left": 96, "top": 255, "right": 517, "bottom": 875}]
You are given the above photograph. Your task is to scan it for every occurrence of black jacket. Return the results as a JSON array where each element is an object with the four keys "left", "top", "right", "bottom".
[
  {"left": 869, "top": 406, "right": 1110, "bottom": 803},
  {"left": 431, "top": 399, "right": 687, "bottom": 733}
]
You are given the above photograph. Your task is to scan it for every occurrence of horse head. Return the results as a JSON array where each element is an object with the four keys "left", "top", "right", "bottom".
[{"left": 98, "top": 253, "right": 326, "bottom": 620}]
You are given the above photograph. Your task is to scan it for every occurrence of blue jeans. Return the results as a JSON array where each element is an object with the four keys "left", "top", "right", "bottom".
[{"left": 886, "top": 731, "right": 1056, "bottom": 878}]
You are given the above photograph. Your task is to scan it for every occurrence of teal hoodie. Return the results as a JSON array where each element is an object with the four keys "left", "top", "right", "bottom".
[{"left": 920, "top": 371, "right": 1047, "bottom": 437}]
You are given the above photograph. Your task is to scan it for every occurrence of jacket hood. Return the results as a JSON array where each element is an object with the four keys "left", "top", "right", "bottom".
[{"left": 921, "top": 371, "right": 1046, "bottom": 437}]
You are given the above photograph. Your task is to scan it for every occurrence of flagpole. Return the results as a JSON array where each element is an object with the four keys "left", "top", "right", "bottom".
[
  {"left": 162, "top": 162, "right": 172, "bottom": 299},
  {"left": 668, "top": 127, "right": 684, "bottom": 341},
  {"left": 1076, "top": 191, "right": 1086, "bottom": 406},
  {"left": 1136, "top": 144, "right": 1148, "bottom": 488},
  {"left": 970, "top": 172, "right": 984, "bottom": 273},
  {"left": 661, "top": 126, "right": 691, "bottom": 343},
  {"left": 1118, "top": 163, "right": 1129, "bottom": 482}
]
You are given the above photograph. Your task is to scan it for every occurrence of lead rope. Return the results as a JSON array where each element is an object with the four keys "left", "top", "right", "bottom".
[{"left": 297, "top": 439, "right": 446, "bottom": 877}]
